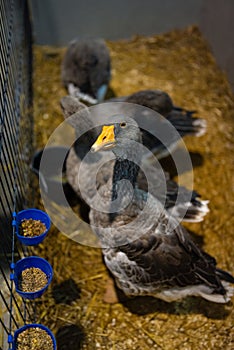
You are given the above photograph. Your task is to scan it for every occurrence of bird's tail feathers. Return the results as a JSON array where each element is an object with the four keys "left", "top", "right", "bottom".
[
  {"left": 167, "top": 110, "right": 207, "bottom": 137},
  {"left": 216, "top": 268, "right": 234, "bottom": 284},
  {"left": 168, "top": 199, "right": 209, "bottom": 223}
]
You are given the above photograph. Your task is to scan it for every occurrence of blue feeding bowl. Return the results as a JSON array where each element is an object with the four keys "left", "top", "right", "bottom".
[
  {"left": 14, "top": 256, "right": 53, "bottom": 300},
  {"left": 16, "top": 208, "right": 51, "bottom": 246},
  {"left": 13, "top": 323, "right": 56, "bottom": 349}
]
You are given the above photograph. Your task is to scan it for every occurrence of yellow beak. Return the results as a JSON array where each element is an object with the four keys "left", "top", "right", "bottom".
[{"left": 91, "top": 125, "right": 116, "bottom": 152}]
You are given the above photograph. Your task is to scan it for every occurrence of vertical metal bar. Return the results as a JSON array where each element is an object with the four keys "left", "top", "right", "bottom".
[{"left": 0, "top": 0, "right": 34, "bottom": 348}]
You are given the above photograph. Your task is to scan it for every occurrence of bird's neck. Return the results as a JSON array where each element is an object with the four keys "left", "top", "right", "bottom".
[
  {"left": 113, "top": 158, "right": 139, "bottom": 186},
  {"left": 111, "top": 140, "right": 142, "bottom": 199},
  {"left": 112, "top": 158, "right": 140, "bottom": 201}
]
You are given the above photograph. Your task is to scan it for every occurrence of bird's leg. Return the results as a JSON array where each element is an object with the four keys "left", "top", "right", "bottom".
[
  {"left": 103, "top": 275, "right": 130, "bottom": 304},
  {"left": 103, "top": 276, "right": 119, "bottom": 304}
]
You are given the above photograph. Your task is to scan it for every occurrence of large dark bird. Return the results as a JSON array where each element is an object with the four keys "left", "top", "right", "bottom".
[
  {"left": 89, "top": 115, "right": 234, "bottom": 303},
  {"left": 108, "top": 89, "right": 206, "bottom": 158},
  {"left": 61, "top": 96, "right": 209, "bottom": 223},
  {"left": 61, "top": 38, "right": 111, "bottom": 104}
]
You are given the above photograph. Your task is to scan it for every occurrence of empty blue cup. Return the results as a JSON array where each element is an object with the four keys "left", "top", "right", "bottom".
[
  {"left": 16, "top": 208, "right": 51, "bottom": 246},
  {"left": 13, "top": 323, "right": 56, "bottom": 349},
  {"left": 14, "top": 256, "right": 53, "bottom": 299}
]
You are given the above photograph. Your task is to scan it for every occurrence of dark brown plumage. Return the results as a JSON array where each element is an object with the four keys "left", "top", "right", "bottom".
[
  {"left": 89, "top": 116, "right": 234, "bottom": 303},
  {"left": 108, "top": 89, "right": 206, "bottom": 158},
  {"left": 61, "top": 38, "right": 111, "bottom": 104},
  {"left": 61, "top": 96, "right": 209, "bottom": 223}
]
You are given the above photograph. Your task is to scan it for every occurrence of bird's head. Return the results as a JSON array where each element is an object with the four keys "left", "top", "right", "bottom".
[{"left": 91, "top": 116, "right": 141, "bottom": 155}]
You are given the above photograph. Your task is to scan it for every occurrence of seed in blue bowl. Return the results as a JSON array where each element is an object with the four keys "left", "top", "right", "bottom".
[
  {"left": 15, "top": 325, "right": 54, "bottom": 350},
  {"left": 19, "top": 267, "right": 48, "bottom": 293},
  {"left": 20, "top": 218, "right": 46, "bottom": 237}
]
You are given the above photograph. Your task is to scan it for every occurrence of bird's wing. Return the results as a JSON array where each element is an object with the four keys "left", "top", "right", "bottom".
[{"left": 118, "top": 217, "right": 224, "bottom": 292}]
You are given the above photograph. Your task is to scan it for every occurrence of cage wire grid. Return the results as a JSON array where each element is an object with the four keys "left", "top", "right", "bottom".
[{"left": 0, "top": 0, "right": 34, "bottom": 348}]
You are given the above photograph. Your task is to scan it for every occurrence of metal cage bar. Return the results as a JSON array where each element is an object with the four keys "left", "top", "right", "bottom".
[{"left": 0, "top": 0, "right": 33, "bottom": 348}]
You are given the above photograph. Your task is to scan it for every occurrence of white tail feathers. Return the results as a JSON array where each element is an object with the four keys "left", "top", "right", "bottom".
[
  {"left": 154, "top": 283, "right": 234, "bottom": 303},
  {"left": 192, "top": 118, "right": 207, "bottom": 137},
  {"left": 168, "top": 199, "right": 210, "bottom": 223}
]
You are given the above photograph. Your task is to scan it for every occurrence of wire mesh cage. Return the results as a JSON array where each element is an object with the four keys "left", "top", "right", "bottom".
[{"left": 0, "top": 0, "right": 34, "bottom": 348}]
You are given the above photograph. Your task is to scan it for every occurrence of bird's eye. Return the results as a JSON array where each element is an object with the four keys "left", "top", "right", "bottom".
[{"left": 120, "top": 122, "right": 127, "bottom": 128}]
